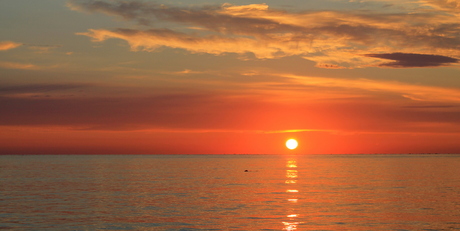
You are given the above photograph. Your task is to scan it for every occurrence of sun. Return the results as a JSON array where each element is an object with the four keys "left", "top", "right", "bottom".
[{"left": 286, "top": 139, "right": 298, "bottom": 150}]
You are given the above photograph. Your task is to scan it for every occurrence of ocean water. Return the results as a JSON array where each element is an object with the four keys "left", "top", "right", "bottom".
[{"left": 1, "top": 154, "right": 460, "bottom": 230}]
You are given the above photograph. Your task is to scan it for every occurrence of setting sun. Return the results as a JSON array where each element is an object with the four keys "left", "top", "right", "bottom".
[{"left": 286, "top": 139, "right": 298, "bottom": 150}]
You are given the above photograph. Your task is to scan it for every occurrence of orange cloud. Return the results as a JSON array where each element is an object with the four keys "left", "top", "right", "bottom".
[
  {"left": 420, "top": 0, "right": 460, "bottom": 14},
  {"left": 78, "top": 28, "right": 285, "bottom": 59},
  {"left": 277, "top": 73, "right": 460, "bottom": 103},
  {"left": 27, "top": 44, "right": 62, "bottom": 53},
  {"left": 0, "top": 61, "right": 41, "bottom": 70},
  {"left": 71, "top": 1, "right": 460, "bottom": 68},
  {"left": 174, "top": 69, "right": 203, "bottom": 75},
  {"left": 0, "top": 41, "right": 22, "bottom": 51}
]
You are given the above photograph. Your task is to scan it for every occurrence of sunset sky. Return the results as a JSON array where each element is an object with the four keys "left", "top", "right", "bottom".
[{"left": 1, "top": 0, "right": 460, "bottom": 154}]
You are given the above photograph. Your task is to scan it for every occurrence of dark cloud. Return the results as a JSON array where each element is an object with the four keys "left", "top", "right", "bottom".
[
  {"left": 69, "top": 0, "right": 302, "bottom": 34},
  {"left": 2, "top": 91, "right": 460, "bottom": 133},
  {"left": 0, "top": 93, "right": 251, "bottom": 130},
  {"left": 0, "top": 83, "right": 89, "bottom": 94},
  {"left": 365, "top": 53, "right": 458, "bottom": 68},
  {"left": 68, "top": 0, "right": 154, "bottom": 25}
]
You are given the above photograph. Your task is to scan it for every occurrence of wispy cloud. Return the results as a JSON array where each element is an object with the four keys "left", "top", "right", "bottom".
[
  {"left": 0, "top": 83, "right": 88, "bottom": 95},
  {"left": 0, "top": 61, "right": 41, "bottom": 70},
  {"left": 402, "top": 105, "right": 456, "bottom": 108},
  {"left": 27, "top": 44, "right": 63, "bottom": 53},
  {"left": 0, "top": 83, "right": 92, "bottom": 100},
  {"left": 69, "top": 0, "right": 460, "bottom": 68},
  {"left": 174, "top": 69, "right": 203, "bottom": 74},
  {"left": 277, "top": 73, "right": 460, "bottom": 103},
  {"left": 78, "top": 28, "right": 278, "bottom": 58},
  {"left": 124, "top": 127, "right": 337, "bottom": 134},
  {"left": 2, "top": 72, "right": 460, "bottom": 134},
  {"left": 0, "top": 41, "right": 22, "bottom": 51},
  {"left": 420, "top": 0, "right": 460, "bottom": 14}
]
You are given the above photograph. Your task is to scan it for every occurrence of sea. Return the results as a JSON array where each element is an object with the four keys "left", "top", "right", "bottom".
[{"left": 1, "top": 154, "right": 460, "bottom": 230}]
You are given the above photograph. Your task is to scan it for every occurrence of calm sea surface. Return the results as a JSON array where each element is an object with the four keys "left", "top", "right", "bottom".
[{"left": 1, "top": 154, "right": 460, "bottom": 230}]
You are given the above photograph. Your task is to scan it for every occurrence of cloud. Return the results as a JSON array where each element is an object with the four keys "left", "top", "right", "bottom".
[
  {"left": 0, "top": 41, "right": 22, "bottom": 51},
  {"left": 174, "top": 69, "right": 203, "bottom": 74},
  {"left": 0, "top": 83, "right": 88, "bottom": 95},
  {"left": 277, "top": 73, "right": 460, "bottom": 103},
  {"left": 78, "top": 28, "right": 288, "bottom": 59},
  {"left": 0, "top": 83, "right": 92, "bottom": 99},
  {"left": 2, "top": 88, "right": 460, "bottom": 134},
  {"left": 27, "top": 44, "right": 63, "bottom": 53},
  {"left": 365, "top": 52, "right": 458, "bottom": 67},
  {"left": 1, "top": 77, "right": 460, "bottom": 135},
  {"left": 0, "top": 61, "right": 41, "bottom": 70},
  {"left": 402, "top": 105, "right": 456, "bottom": 108},
  {"left": 420, "top": 0, "right": 460, "bottom": 14},
  {"left": 0, "top": 41, "right": 62, "bottom": 53},
  {"left": 0, "top": 92, "right": 262, "bottom": 130},
  {"left": 67, "top": 0, "right": 155, "bottom": 24},
  {"left": 69, "top": 0, "right": 460, "bottom": 68}
]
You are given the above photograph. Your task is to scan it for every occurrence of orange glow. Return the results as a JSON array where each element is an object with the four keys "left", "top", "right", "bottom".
[
  {"left": 2, "top": 124, "right": 460, "bottom": 154},
  {"left": 2, "top": 1, "right": 460, "bottom": 155}
]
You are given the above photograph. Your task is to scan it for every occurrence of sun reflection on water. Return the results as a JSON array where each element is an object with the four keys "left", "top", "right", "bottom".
[
  {"left": 286, "top": 170, "right": 298, "bottom": 179},
  {"left": 283, "top": 158, "right": 303, "bottom": 230},
  {"left": 286, "top": 189, "right": 299, "bottom": 193},
  {"left": 286, "top": 160, "right": 297, "bottom": 168}
]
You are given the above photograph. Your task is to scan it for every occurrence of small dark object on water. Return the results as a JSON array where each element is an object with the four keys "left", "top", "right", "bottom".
[{"left": 244, "top": 170, "right": 248, "bottom": 172}]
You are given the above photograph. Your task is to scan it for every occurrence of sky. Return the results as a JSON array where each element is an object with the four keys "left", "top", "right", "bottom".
[{"left": 1, "top": 0, "right": 460, "bottom": 154}]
